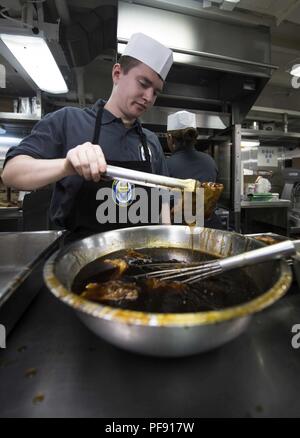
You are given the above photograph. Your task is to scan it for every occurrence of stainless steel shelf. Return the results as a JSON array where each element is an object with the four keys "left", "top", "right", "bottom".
[
  {"left": 0, "top": 112, "right": 41, "bottom": 122},
  {"left": 242, "top": 128, "right": 300, "bottom": 140},
  {"left": 241, "top": 200, "right": 291, "bottom": 208},
  {"left": 0, "top": 207, "right": 22, "bottom": 219}
]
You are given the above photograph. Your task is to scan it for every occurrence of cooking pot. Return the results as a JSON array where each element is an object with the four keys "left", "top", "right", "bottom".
[{"left": 43, "top": 226, "right": 292, "bottom": 357}]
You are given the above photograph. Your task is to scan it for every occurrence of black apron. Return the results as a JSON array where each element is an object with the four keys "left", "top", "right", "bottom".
[{"left": 65, "top": 102, "right": 155, "bottom": 239}]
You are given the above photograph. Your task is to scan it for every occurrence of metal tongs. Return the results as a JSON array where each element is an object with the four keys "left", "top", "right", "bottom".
[{"left": 104, "top": 165, "right": 199, "bottom": 192}]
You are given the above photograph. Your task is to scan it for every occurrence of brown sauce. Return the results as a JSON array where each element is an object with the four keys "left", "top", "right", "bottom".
[
  {"left": 72, "top": 248, "right": 265, "bottom": 313},
  {"left": 171, "top": 183, "right": 224, "bottom": 224}
]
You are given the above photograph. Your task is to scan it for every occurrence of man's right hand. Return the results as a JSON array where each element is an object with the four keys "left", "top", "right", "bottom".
[{"left": 65, "top": 142, "right": 107, "bottom": 182}]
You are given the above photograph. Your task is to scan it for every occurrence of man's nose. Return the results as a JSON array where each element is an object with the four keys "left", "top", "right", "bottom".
[{"left": 143, "top": 88, "right": 155, "bottom": 103}]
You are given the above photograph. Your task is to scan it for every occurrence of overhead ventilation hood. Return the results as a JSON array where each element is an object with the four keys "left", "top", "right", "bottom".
[
  {"left": 60, "top": 1, "right": 118, "bottom": 68},
  {"left": 117, "top": 1, "right": 275, "bottom": 126}
]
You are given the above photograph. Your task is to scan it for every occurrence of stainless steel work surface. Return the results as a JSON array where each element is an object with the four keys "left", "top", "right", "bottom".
[
  {"left": 0, "top": 231, "right": 62, "bottom": 266},
  {"left": 0, "top": 231, "right": 64, "bottom": 333},
  {"left": 0, "top": 231, "right": 63, "bottom": 305},
  {"left": 0, "top": 285, "right": 299, "bottom": 418},
  {"left": 0, "top": 267, "right": 25, "bottom": 300}
]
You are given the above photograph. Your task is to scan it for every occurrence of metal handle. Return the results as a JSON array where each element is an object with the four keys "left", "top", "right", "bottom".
[
  {"left": 118, "top": 38, "right": 278, "bottom": 71},
  {"left": 219, "top": 240, "right": 297, "bottom": 271},
  {"left": 105, "top": 165, "right": 197, "bottom": 191}
]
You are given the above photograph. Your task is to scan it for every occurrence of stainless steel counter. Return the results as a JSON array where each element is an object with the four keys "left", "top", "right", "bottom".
[
  {"left": 0, "top": 231, "right": 64, "bottom": 333},
  {"left": 0, "top": 208, "right": 23, "bottom": 232},
  {"left": 0, "top": 207, "right": 22, "bottom": 218},
  {"left": 0, "top": 283, "right": 300, "bottom": 418}
]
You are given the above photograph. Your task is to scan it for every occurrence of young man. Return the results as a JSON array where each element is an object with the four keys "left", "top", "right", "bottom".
[{"left": 2, "top": 33, "right": 173, "bottom": 233}]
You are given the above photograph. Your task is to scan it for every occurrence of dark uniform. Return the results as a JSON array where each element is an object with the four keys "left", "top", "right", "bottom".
[
  {"left": 4, "top": 99, "right": 169, "bottom": 233},
  {"left": 167, "top": 148, "right": 217, "bottom": 182}
]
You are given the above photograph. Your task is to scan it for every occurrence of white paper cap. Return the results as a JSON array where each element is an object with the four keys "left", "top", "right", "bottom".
[
  {"left": 123, "top": 33, "right": 173, "bottom": 81},
  {"left": 167, "top": 111, "right": 197, "bottom": 131}
]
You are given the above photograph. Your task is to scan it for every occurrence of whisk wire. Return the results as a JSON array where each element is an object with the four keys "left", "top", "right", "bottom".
[
  {"left": 132, "top": 240, "right": 298, "bottom": 284},
  {"left": 182, "top": 265, "right": 223, "bottom": 284},
  {"left": 134, "top": 261, "right": 223, "bottom": 283}
]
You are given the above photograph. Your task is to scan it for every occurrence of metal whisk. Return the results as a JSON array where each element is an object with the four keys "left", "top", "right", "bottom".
[{"left": 134, "top": 240, "right": 299, "bottom": 284}]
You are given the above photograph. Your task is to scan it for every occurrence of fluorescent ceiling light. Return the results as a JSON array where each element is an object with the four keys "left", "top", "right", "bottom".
[
  {"left": 0, "top": 34, "right": 68, "bottom": 94},
  {"left": 241, "top": 140, "right": 260, "bottom": 148},
  {"left": 0, "top": 63, "right": 5, "bottom": 88}
]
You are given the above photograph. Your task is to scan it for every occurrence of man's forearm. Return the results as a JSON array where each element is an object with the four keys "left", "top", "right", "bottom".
[{"left": 1, "top": 155, "right": 75, "bottom": 190}]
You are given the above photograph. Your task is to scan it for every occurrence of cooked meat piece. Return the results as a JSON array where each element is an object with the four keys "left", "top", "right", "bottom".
[
  {"left": 253, "top": 236, "right": 279, "bottom": 245},
  {"left": 81, "top": 280, "right": 139, "bottom": 302},
  {"left": 72, "top": 258, "right": 129, "bottom": 293},
  {"left": 201, "top": 182, "right": 224, "bottom": 219},
  {"left": 103, "top": 258, "right": 128, "bottom": 276}
]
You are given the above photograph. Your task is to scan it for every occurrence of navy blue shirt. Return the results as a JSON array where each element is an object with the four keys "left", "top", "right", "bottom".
[
  {"left": 4, "top": 99, "right": 169, "bottom": 227},
  {"left": 167, "top": 148, "right": 218, "bottom": 182}
]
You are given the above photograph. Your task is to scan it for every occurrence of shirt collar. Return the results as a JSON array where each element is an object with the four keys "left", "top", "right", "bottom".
[
  {"left": 93, "top": 99, "right": 116, "bottom": 125},
  {"left": 93, "top": 98, "right": 141, "bottom": 130},
  {"left": 173, "top": 147, "right": 195, "bottom": 155}
]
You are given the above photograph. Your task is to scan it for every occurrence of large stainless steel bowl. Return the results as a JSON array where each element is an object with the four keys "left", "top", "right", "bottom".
[{"left": 43, "top": 226, "right": 292, "bottom": 357}]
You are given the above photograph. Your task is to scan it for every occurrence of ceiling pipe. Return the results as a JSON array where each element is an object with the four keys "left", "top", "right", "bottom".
[
  {"left": 54, "top": 0, "right": 71, "bottom": 25},
  {"left": 283, "top": 113, "right": 289, "bottom": 133},
  {"left": 74, "top": 66, "right": 86, "bottom": 107},
  {"left": 54, "top": 0, "right": 86, "bottom": 105},
  {"left": 118, "top": 37, "right": 278, "bottom": 71}
]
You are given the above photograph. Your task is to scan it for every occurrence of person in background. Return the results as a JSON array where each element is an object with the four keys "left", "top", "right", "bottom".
[
  {"left": 166, "top": 110, "right": 223, "bottom": 229},
  {"left": 2, "top": 33, "right": 173, "bottom": 236}
]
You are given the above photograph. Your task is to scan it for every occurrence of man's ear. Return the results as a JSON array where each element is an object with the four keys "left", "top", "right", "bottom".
[{"left": 112, "top": 63, "right": 122, "bottom": 84}]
